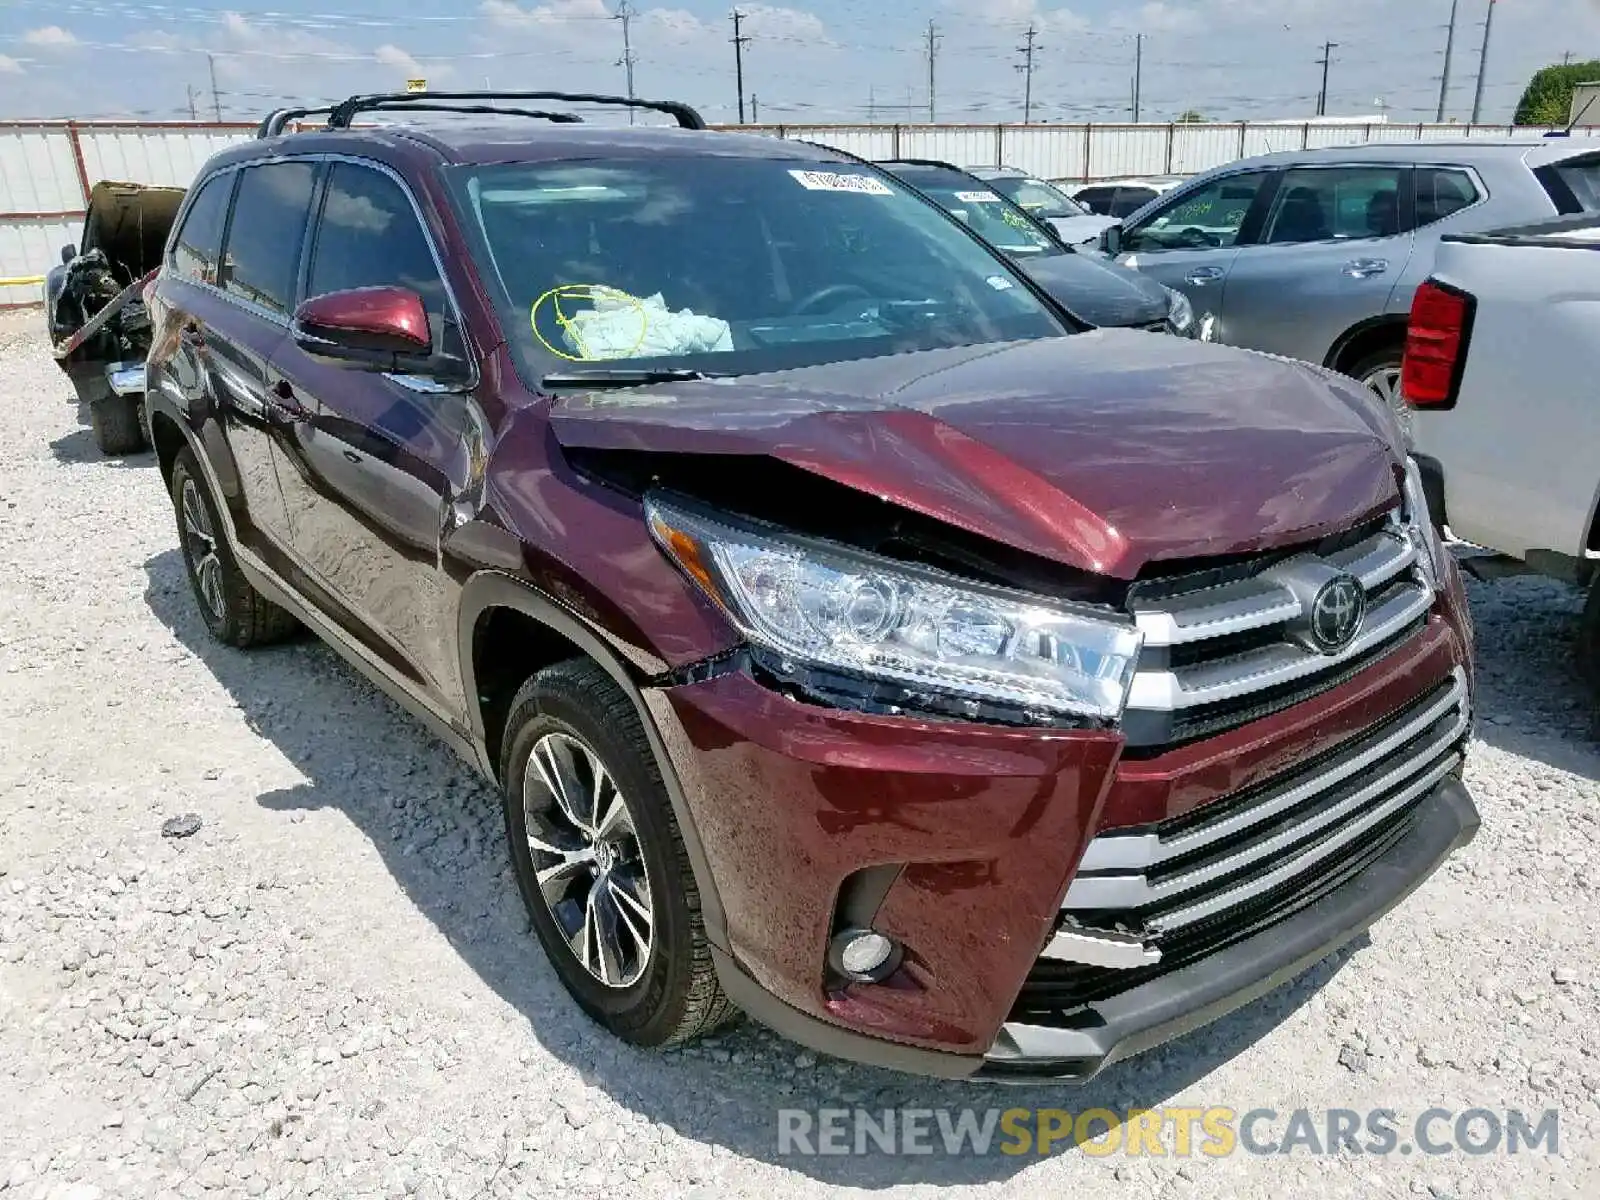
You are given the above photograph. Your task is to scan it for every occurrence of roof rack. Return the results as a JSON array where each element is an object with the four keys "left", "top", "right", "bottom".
[{"left": 258, "top": 90, "right": 706, "bottom": 139}]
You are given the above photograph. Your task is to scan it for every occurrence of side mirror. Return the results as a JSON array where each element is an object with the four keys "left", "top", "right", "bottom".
[
  {"left": 294, "top": 286, "right": 431, "bottom": 360},
  {"left": 1099, "top": 224, "right": 1124, "bottom": 257},
  {"left": 292, "top": 287, "right": 470, "bottom": 386},
  {"left": 60, "top": 244, "right": 77, "bottom": 265}
]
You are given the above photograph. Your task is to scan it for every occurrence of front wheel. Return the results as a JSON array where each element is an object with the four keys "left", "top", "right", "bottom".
[
  {"left": 500, "top": 658, "right": 737, "bottom": 1047},
  {"left": 90, "top": 395, "right": 147, "bottom": 456}
]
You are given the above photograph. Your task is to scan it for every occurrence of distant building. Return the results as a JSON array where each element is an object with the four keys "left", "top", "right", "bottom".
[{"left": 1572, "top": 83, "right": 1600, "bottom": 127}]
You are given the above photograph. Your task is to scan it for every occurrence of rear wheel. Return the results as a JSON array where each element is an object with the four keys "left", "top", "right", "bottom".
[
  {"left": 90, "top": 395, "right": 147, "bottom": 456},
  {"left": 169, "top": 447, "right": 299, "bottom": 648},
  {"left": 1349, "top": 346, "right": 1408, "bottom": 439},
  {"left": 1576, "top": 582, "right": 1600, "bottom": 695},
  {"left": 500, "top": 658, "right": 737, "bottom": 1047}
]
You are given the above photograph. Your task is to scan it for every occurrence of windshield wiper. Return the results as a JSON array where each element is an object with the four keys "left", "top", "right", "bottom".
[{"left": 541, "top": 367, "right": 719, "bottom": 389}]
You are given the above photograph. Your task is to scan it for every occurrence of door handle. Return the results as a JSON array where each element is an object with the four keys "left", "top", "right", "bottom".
[
  {"left": 342, "top": 449, "right": 362, "bottom": 465},
  {"left": 1184, "top": 266, "right": 1226, "bottom": 285},
  {"left": 1342, "top": 258, "right": 1389, "bottom": 279}
]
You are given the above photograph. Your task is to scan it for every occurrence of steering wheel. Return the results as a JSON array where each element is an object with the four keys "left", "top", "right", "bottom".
[
  {"left": 792, "top": 283, "right": 873, "bottom": 316},
  {"left": 1176, "top": 226, "right": 1222, "bottom": 249}
]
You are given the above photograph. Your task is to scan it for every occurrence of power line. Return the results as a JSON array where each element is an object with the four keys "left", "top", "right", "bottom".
[
  {"left": 731, "top": 9, "right": 751, "bottom": 125},
  {"left": 1316, "top": 40, "right": 1339, "bottom": 116},
  {"left": 1016, "top": 23, "right": 1039, "bottom": 124},
  {"left": 1436, "top": 0, "right": 1459, "bottom": 122},
  {"left": 1470, "top": 0, "right": 1497, "bottom": 124}
]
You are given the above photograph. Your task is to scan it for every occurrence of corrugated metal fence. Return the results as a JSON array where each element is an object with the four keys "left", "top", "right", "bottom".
[{"left": 3, "top": 117, "right": 1595, "bottom": 306}]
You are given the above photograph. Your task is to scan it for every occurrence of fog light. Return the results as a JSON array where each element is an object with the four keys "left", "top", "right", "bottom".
[{"left": 829, "top": 928, "right": 901, "bottom": 983}]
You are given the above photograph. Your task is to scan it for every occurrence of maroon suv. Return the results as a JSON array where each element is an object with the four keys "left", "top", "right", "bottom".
[{"left": 144, "top": 91, "right": 1479, "bottom": 1081}]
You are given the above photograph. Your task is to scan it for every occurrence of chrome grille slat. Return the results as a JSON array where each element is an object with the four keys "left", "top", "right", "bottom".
[
  {"left": 1126, "top": 581, "right": 1433, "bottom": 712},
  {"left": 1327, "top": 529, "right": 1418, "bottom": 591},
  {"left": 1064, "top": 707, "right": 1466, "bottom": 919},
  {"left": 1132, "top": 578, "right": 1300, "bottom": 647},
  {"left": 1081, "top": 670, "right": 1468, "bottom": 872},
  {"left": 1060, "top": 668, "right": 1470, "bottom": 937}
]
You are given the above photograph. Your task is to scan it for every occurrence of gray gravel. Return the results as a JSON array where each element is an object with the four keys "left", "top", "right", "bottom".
[{"left": 1, "top": 308, "right": 1598, "bottom": 1198}]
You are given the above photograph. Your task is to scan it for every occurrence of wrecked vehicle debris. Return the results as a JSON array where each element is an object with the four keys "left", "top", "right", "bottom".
[{"left": 46, "top": 180, "right": 185, "bottom": 455}]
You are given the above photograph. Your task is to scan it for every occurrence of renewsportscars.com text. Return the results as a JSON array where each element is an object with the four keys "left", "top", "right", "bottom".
[{"left": 776, "top": 1107, "right": 1560, "bottom": 1158}]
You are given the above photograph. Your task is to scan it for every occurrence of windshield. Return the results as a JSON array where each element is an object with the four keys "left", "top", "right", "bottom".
[
  {"left": 986, "top": 176, "right": 1089, "bottom": 220},
  {"left": 443, "top": 158, "right": 1066, "bottom": 384},
  {"left": 890, "top": 167, "right": 1061, "bottom": 258}
]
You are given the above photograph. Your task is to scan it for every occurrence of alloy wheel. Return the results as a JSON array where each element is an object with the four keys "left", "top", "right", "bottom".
[
  {"left": 1363, "top": 363, "right": 1411, "bottom": 437},
  {"left": 180, "top": 478, "right": 226, "bottom": 622},
  {"left": 522, "top": 731, "right": 654, "bottom": 988}
]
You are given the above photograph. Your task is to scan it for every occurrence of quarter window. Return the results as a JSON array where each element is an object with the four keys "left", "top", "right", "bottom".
[
  {"left": 1261, "top": 166, "right": 1405, "bottom": 244},
  {"left": 170, "top": 172, "right": 234, "bottom": 285},
  {"left": 307, "top": 163, "right": 448, "bottom": 323},
  {"left": 1415, "top": 169, "right": 1479, "bottom": 225},
  {"left": 219, "top": 161, "right": 317, "bottom": 314}
]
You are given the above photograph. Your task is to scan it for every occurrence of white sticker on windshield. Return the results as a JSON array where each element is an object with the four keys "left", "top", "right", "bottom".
[
  {"left": 955, "top": 191, "right": 1003, "bottom": 203},
  {"left": 789, "top": 170, "right": 894, "bottom": 195},
  {"left": 986, "top": 275, "right": 1015, "bottom": 291}
]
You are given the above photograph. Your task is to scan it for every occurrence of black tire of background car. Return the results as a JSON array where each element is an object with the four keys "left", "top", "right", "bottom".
[
  {"left": 1575, "top": 584, "right": 1600, "bottom": 698},
  {"left": 169, "top": 447, "right": 301, "bottom": 648},
  {"left": 499, "top": 658, "right": 739, "bottom": 1047},
  {"left": 89, "top": 396, "right": 148, "bottom": 456}
]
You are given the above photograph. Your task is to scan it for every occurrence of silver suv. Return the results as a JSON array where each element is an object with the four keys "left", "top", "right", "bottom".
[{"left": 1111, "top": 139, "right": 1600, "bottom": 419}]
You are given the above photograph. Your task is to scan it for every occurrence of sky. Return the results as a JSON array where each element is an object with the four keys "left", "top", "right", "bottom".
[{"left": 0, "top": 0, "right": 1596, "bottom": 126}]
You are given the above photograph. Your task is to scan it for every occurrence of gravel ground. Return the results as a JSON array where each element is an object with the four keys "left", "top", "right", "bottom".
[{"left": 2, "top": 308, "right": 1599, "bottom": 1200}]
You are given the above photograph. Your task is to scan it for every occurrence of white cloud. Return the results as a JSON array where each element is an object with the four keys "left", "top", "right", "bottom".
[
  {"left": 23, "top": 26, "right": 78, "bottom": 48},
  {"left": 0, "top": 55, "right": 23, "bottom": 74},
  {"left": 480, "top": 0, "right": 612, "bottom": 29},
  {"left": 375, "top": 44, "right": 425, "bottom": 75}
]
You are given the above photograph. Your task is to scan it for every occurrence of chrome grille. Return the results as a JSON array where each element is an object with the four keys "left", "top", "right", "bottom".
[
  {"left": 1122, "top": 515, "right": 1433, "bottom": 746},
  {"left": 1050, "top": 667, "right": 1468, "bottom": 949}
]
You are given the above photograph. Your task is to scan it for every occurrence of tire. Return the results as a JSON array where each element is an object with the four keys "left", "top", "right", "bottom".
[
  {"left": 500, "top": 658, "right": 737, "bottom": 1047},
  {"left": 169, "top": 447, "right": 300, "bottom": 648},
  {"left": 1347, "top": 345, "right": 1409, "bottom": 439},
  {"left": 1577, "top": 583, "right": 1600, "bottom": 696},
  {"left": 90, "top": 395, "right": 147, "bottom": 456}
]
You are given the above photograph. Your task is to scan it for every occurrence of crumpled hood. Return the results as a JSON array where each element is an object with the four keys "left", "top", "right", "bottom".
[{"left": 548, "top": 331, "right": 1404, "bottom": 579}]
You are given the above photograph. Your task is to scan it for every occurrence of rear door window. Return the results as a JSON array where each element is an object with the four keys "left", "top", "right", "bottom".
[
  {"left": 1416, "top": 168, "right": 1480, "bottom": 226},
  {"left": 1109, "top": 187, "right": 1160, "bottom": 218},
  {"left": 171, "top": 172, "right": 235, "bottom": 285},
  {"left": 1261, "top": 166, "right": 1405, "bottom": 244},
  {"left": 219, "top": 161, "right": 317, "bottom": 315},
  {"left": 1073, "top": 187, "right": 1117, "bottom": 215}
]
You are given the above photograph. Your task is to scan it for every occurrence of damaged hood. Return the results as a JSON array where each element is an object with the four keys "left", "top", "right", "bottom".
[{"left": 547, "top": 331, "right": 1404, "bottom": 578}]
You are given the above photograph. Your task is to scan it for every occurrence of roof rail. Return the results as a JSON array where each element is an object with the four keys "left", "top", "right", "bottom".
[
  {"left": 258, "top": 106, "right": 335, "bottom": 139},
  {"left": 257, "top": 99, "right": 590, "bottom": 139},
  {"left": 319, "top": 90, "right": 707, "bottom": 132}
]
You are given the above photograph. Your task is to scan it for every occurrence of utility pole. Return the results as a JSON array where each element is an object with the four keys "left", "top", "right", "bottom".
[
  {"left": 925, "top": 20, "right": 939, "bottom": 123},
  {"left": 207, "top": 52, "right": 222, "bottom": 122},
  {"left": 1436, "top": 0, "right": 1459, "bottom": 122},
  {"left": 1316, "top": 41, "right": 1338, "bottom": 117},
  {"left": 186, "top": 84, "right": 199, "bottom": 123},
  {"left": 614, "top": 1, "right": 637, "bottom": 124},
  {"left": 1470, "top": 0, "right": 1496, "bottom": 125},
  {"left": 1132, "top": 33, "right": 1144, "bottom": 122},
  {"left": 731, "top": 9, "right": 751, "bottom": 125},
  {"left": 1564, "top": 51, "right": 1574, "bottom": 66},
  {"left": 1016, "top": 24, "right": 1039, "bottom": 124},
  {"left": 751, "top": 94, "right": 759, "bottom": 122}
]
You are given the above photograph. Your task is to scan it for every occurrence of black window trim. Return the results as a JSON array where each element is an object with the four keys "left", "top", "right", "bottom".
[
  {"left": 1245, "top": 162, "right": 1418, "bottom": 246},
  {"left": 167, "top": 167, "right": 242, "bottom": 295},
  {"left": 218, "top": 158, "right": 321, "bottom": 322}
]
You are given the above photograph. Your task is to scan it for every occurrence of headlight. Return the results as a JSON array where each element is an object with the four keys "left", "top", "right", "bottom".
[
  {"left": 1402, "top": 456, "right": 1446, "bottom": 590},
  {"left": 646, "top": 496, "right": 1144, "bottom": 720},
  {"left": 1162, "top": 286, "right": 1195, "bottom": 335}
]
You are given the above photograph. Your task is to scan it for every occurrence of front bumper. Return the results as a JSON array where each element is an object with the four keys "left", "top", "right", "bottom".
[
  {"left": 648, "top": 614, "right": 1475, "bottom": 1078},
  {"left": 709, "top": 774, "right": 1477, "bottom": 1081}
]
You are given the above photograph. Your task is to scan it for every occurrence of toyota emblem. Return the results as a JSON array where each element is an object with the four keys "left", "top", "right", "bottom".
[{"left": 1309, "top": 575, "right": 1366, "bottom": 653}]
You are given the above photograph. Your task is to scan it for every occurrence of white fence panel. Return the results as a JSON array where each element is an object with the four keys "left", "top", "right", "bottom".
[
  {"left": 0, "top": 126, "right": 83, "bottom": 215},
  {"left": 78, "top": 126, "right": 252, "bottom": 188},
  {"left": 1002, "top": 127, "right": 1089, "bottom": 180},
  {"left": 1169, "top": 125, "right": 1247, "bottom": 176},
  {"left": 901, "top": 125, "right": 1000, "bottom": 169},
  {"left": 1, "top": 217, "right": 79, "bottom": 306},
  {"left": 753, "top": 124, "right": 897, "bottom": 160},
  {"left": 1088, "top": 126, "right": 1170, "bottom": 180}
]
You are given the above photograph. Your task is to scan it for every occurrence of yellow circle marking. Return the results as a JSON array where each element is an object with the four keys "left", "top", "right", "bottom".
[{"left": 531, "top": 284, "right": 651, "bottom": 362}]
